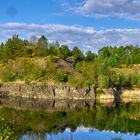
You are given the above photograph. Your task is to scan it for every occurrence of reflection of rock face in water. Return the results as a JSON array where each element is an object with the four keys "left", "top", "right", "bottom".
[
  {"left": 0, "top": 94, "right": 139, "bottom": 111},
  {"left": 0, "top": 97, "right": 98, "bottom": 111},
  {"left": 0, "top": 100, "right": 140, "bottom": 139}
]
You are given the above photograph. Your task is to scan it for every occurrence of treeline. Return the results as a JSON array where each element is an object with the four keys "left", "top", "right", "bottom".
[
  {"left": 0, "top": 35, "right": 140, "bottom": 89},
  {"left": 0, "top": 35, "right": 85, "bottom": 63},
  {"left": 0, "top": 35, "right": 140, "bottom": 65}
]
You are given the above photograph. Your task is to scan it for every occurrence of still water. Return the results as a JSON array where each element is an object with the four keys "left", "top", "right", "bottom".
[
  {"left": 21, "top": 127, "right": 140, "bottom": 140},
  {"left": 0, "top": 98, "right": 140, "bottom": 140}
]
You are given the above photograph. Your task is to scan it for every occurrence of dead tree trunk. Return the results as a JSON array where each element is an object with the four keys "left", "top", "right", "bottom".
[{"left": 113, "top": 87, "right": 121, "bottom": 107}]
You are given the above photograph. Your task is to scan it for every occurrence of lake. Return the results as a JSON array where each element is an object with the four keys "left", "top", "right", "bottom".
[{"left": 0, "top": 98, "right": 140, "bottom": 140}]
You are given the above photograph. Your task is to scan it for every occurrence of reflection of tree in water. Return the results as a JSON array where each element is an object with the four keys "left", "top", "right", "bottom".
[
  {"left": 84, "top": 100, "right": 90, "bottom": 109},
  {"left": 22, "top": 133, "right": 45, "bottom": 140},
  {"left": 0, "top": 102, "right": 140, "bottom": 138},
  {"left": 109, "top": 132, "right": 123, "bottom": 140}
]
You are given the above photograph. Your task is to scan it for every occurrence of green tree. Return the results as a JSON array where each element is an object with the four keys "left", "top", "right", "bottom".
[
  {"left": 49, "top": 41, "right": 60, "bottom": 56},
  {"left": 35, "top": 36, "right": 48, "bottom": 57},
  {"left": 85, "top": 51, "right": 97, "bottom": 61},
  {"left": 98, "top": 47, "right": 110, "bottom": 59},
  {"left": 3, "top": 35, "right": 25, "bottom": 60},
  {"left": 58, "top": 45, "right": 71, "bottom": 59},
  {"left": 37, "top": 35, "right": 48, "bottom": 48},
  {"left": 76, "top": 61, "right": 99, "bottom": 94},
  {"left": 104, "top": 56, "right": 118, "bottom": 67},
  {"left": 72, "top": 46, "right": 84, "bottom": 61}
]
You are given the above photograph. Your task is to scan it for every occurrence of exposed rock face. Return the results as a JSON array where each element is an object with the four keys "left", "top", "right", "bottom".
[
  {"left": 0, "top": 83, "right": 139, "bottom": 100},
  {"left": 0, "top": 83, "right": 95, "bottom": 100},
  {"left": 122, "top": 89, "right": 140, "bottom": 98},
  {"left": 102, "top": 88, "right": 114, "bottom": 95}
]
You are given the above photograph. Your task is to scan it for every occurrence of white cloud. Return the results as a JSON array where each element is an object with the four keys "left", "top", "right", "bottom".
[
  {"left": 0, "top": 22, "right": 140, "bottom": 52},
  {"left": 74, "top": 0, "right": 140, "bottom": 20}
]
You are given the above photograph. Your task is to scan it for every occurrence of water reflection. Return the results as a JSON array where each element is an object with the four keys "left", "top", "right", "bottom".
[
  {"left": 0, "top": 97, "right": 140, "bottom": 140},
  {"left": 0, "top": 96, "right": 118, "bottom": 112},
  {"left": 21, "top": 127, "right": 140, "bottom": 140}
]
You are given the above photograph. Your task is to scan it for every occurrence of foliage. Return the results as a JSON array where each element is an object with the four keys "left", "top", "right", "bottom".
[
  {"left": 98, "top": 74, "right": 110, "bottom": 88},
  {"left": 24, "top": 62, "right": 46, "bottom": 81},
  {"left": 0, "top": 117, "right": 17, "bottom": 140},
  {"left": 0, "top": 104, "right": 140, "bottom": 136},
  {"left": 58, "top": 45, "right": 71, "bottom": 59},
  {"left": 72, "top": 46, "right": 85, "bottom": 61},
  {"left": 0, "top": 66, "right": 16, "bottom": 82},
  {"left": 37, "top": 35, "right": 48, "bottom": 48},
  {"left": 0, "top": 36, "right": 140, "bottom": 88},
  {"left": 85, "top": 51, "right": 97, "bottom": 61},
  {"left": 75, "top": 61, "right": 100, "bottom": 87},
  {"left": 54, "top": 69, "right": 68, "bottom": 82},
  {"left": 68, "top": 71, "right": 86, "bottom": 86},
  {"left": 128, "top": 74, "right": 140, "bottom": 88}
]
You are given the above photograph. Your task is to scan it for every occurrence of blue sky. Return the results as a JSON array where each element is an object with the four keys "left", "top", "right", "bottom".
[{"left": 1, "top": 0, "right": 140, "bottom": 52}]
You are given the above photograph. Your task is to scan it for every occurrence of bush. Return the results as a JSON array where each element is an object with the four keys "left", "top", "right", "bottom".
[
  {"left": 0, "top": 67, "right": 16, "bottom": 82},
  {"left": 85, "top": 79, "right": 93, "bottom": 86},
  {"left": 31, "top": 66, "right": 46, "bottom": 80},
  {"left": 68, "top": 71, "right": 85, "bottom": 86},
  {"left": 23, "top": 61, "right": 46, "bottom": 81},
  {"left": 54, "top": 70, "right": 68, "bottom": 82},
  {"left": 98, "top": 74, "right": 110, "bottom": 88},
  {"left": 128, "top": 74, "right": 140, "bottom": 88}
]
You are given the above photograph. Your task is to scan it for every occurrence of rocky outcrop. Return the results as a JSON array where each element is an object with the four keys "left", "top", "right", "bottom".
[
  {"left": 0, "top": 83, "right": 95, "bottom": 100},
  {"left": 121, "top": 89, "right": 140, "bottom": 103},
  {"left": 0, "top": 83, "right": 140, "bottom": 101},
  {"left": 122, "top": 89, "right": 140, "bottom": 98}
]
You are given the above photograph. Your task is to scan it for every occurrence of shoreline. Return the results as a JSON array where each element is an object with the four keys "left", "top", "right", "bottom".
[{"left": 0, "top": 82, "right": 140, "bottom": 101}]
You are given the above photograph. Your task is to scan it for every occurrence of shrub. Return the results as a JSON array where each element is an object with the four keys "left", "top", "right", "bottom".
[
  {"left": 68, "top": 71, "right": 85, "bottom": 86},
  {"left": 128, "top": 74, "right": 140, "bottom": 88},
  {"left": 54, "top": 70, "right": 68, "bottom": 82},
  {"left": 23, "top": 61, "right": 46, "bottom": 81},
  {"left": 0, "top": 67, "right": 16, "bottom": 82},
  {"left": 98, "top": 74, "right": 110, "bottom": 88}
]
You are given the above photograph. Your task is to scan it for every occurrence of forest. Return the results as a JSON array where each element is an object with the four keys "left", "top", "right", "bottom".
[{"left": 0, "top": 35, "right": 140, "bottom": 89}]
